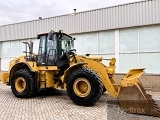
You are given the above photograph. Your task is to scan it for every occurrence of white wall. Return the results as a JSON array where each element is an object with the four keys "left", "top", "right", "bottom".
[
  {"left": 1, "top": 39, "right": 39, "bottom": 71},
  {"left": 119, "top": 25, "right": 160, "bottom": 73},
  {"left": 73, "top": 25, "right": 160, "bottom": 73},
  {"left": 1, "top": 25, "right": 160, "bottom": 73},
  {"left": 72, "top": 31, "right": 116, "bottom": 70}
]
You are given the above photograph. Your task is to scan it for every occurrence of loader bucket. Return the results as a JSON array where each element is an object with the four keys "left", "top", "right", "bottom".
[{"left": 118, "top": 69, "right": 160, "bottom": 117}]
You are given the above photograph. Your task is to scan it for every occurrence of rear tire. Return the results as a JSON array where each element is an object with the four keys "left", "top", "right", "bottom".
[
  {"left": 11, "top": 69, "right": 35, "bottom": 98},
  {"left": 67, "top": 68, "right": 103, "bottom": 106}
]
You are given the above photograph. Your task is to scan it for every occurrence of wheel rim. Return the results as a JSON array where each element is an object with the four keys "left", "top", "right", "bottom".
[
  {"left": 73, "top": 78, "right": 91, "bottom": 97},
  {"left": 15, "top": 77, "right": 26, "bottom": 92}
]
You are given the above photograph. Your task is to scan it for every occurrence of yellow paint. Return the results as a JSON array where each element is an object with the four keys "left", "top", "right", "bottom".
[
  {"left": 73, "top": 78, "right": 91, "bottom": 97},
  {"left": 2, "top": 54, "right": 146, "bottom": 100},
  {"left": 2, "top": 72, "right": 9, "bottom": 84},
  {"left": 15, "top": 77, "right": 26, "bottom": 92},
  {"left": 74, "top": 56, "right": 119, "bottom": 98}
]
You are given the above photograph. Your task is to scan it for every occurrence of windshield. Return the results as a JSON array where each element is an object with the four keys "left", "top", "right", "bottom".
[{"left": 60, "top": 34, "right": 74, "bottom": 53}]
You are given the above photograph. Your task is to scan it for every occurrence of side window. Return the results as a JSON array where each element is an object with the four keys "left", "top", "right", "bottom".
[
  {"left": 47, "top": 40, "right": 54, "bottom": 55},
  {"left": 61, "top": 41, "right": 66, "bottom": 52},
  {"left": 39, "top": 36, "right": 46, "bottom": 54},
  {"left": 37, "top": 35, "right": 47, "bottom": 65},
  {"left": 47, "top": 38, "right": 57, "bottom": 55}
]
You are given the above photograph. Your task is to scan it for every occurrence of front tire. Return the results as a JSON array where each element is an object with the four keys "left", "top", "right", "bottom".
[
  {"left": 67, "top": 68, "right": 103, "bottom": 106},
  {"left": 11, "top": 69, "right": 35, "bottom": 98}
]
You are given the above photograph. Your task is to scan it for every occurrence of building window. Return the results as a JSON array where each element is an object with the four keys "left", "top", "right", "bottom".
[
  {"left": 139, "top": 26, "right": 160, "bottom": 52},
  {"left": 139, "top": 53, "right": 160, "bottom": 73},
  {"left": 119, "top": 25, "right": 160, "bottom": 73},
  {"left": 120, "top": 28, "right": 138, "bottom": 53},
  {"left": 73, "top": 32, "right": 98, "bottom": 55},
  {"left": 98, "top": 31, "right": 115, "bottom": 54},
  {"left": 98, "top": 30, "right": 115, "bottom": 65},
  {"left": 119, "top": 28, "right": 138, "bottom": 72},
  {"left": 139, "top": 26, "right": 160, "bottom": 73},
  {"left": 1, "top": 39, "right": 38, "bottom": 71}
]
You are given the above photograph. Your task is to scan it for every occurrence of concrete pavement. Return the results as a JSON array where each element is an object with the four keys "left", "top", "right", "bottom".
[{"left": 0, "top": 83, "right": 160, "bottom": 120}]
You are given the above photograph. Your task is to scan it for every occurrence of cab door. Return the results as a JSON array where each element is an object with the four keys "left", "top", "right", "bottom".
[{"left": 37, "top": 34, "right": 57, "bottom": 66}]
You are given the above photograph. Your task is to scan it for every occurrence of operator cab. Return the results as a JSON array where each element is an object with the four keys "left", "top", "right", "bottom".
[{"left": 37, "top": 30, "right": 75, "bottom": 70}]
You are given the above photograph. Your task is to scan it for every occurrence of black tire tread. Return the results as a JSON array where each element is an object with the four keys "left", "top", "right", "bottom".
[
  {"left": 89, "top": 69, "right": 106, "bottom": 93},
  {"left": 67, "top": 68, "right": 103, "bottom": 106},
  {"left": 11, "top": 69, "right": 35, "bottom": 98}
]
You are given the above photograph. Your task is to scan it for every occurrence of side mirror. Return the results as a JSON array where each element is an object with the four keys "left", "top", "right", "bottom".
[{"left": 48, "top": 30, "right": 54, "bottom": 40}]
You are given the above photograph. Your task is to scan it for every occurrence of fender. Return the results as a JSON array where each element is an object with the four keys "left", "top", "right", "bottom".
[
  {"left": 62, "top": 62, "right": 87, "bottom": 83},
  {"left": 8, "top": 62, "right": 35, "bottom": 85}
]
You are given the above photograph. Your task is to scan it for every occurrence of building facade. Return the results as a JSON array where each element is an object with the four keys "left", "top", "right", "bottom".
[{"left": 0, "top": 0, "right": 160, "bottom": 73}]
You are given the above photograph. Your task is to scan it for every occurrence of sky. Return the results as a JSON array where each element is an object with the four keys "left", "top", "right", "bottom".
[{"left": 0, "top": 0, "right": 144, "bottom": 26}]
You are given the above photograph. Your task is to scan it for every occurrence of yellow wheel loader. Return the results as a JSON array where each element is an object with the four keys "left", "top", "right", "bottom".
[{"left": 2, "top": 30, "right": 160, "bottom": 117}]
